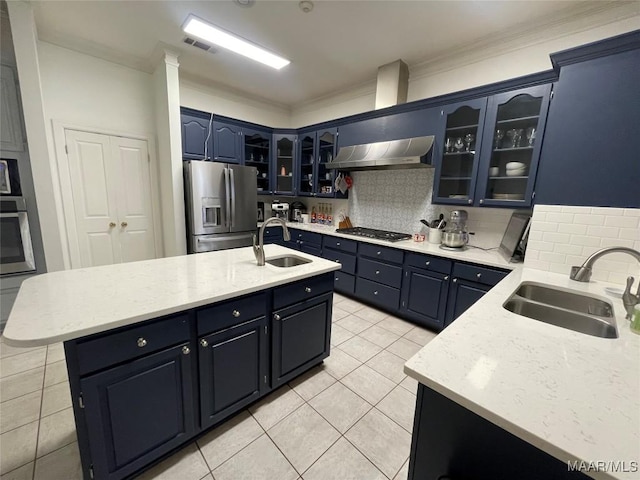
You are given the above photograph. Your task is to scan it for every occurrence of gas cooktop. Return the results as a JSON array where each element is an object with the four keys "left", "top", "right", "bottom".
[{"left": 335, "top": 227, "right": 412, "bottom": 242}]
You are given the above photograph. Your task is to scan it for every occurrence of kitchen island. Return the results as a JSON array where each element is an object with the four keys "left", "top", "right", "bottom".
[
  {"left": 3, "top": 245, "right": 341, "bottom": 480},
  {"left": 404, "top": 267, "right": 640, "bottom": 480}
]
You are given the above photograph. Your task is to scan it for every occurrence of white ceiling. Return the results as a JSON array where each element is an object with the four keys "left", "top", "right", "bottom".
[{"left": 31, "top": 0, "right": 611, "bottom": 107}]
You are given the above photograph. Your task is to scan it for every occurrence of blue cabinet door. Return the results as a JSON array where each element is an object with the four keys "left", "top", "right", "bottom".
[
  {"left": 432, "top": 98, "right": 488, "bottom": 206},
  {"left": 400, "top": 268, "right": 450, "bottom": 330},
  {"left": 213, "top": 121, "right": 242, "bottom": 164},
  {"left": 445, "top": 278, "right": 489, "bottom": 327},
  {"left": 535, "top": 49, "right": 640, "bottom": 208},
  {"left": 199, "top": 316, "right": 268, "bottom": 429},
  {"left": 475, "top": 84, "right": 551, "bottom": 208},
  {"left": 243, "top": 127, "right": 272, "bottom": 195},
  {"left": 297, "top": 132, "right": 316, "bottom": 197},
  {"left": 80, "top": 343, "right": 195, "bottom": 480},
  {"left": 316, "top": 127, "right": 339, "bottom": 198},
  {"left": 181, "top": 112, "right": 212, "bottom": 160},
  {"left": 273, "top": 133, "right": 296, "bottom": 196},
  {"left": 272, "top": 292, "right": 332, "bottom": 387}
]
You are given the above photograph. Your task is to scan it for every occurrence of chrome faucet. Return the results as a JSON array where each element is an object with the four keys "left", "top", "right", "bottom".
[
  {"left": 253, "top": 217, "right": 291, "bottom": 266},
  {"left": 570, "top": 246, "right": 640, "bottom": 319}
]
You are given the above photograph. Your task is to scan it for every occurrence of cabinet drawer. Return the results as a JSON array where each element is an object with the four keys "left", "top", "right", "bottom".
[
  {"left": 453, "top": 262, "right": 509, "bottom": 287},
  {"left": 299, "top": 242, "right": 322, "bottom": 257},
  {"left": 292, "top": 230, "right": 322, "bottom": 246},
  {"left": 76, "top": 314, "right": 190, "bottom": 376},
  {"left": 323, "top": 248, "right": 356, "bottom": 275},
  {"left": 358, "top": 257, "right": 402, "bottom": 288},
  {"left": 359, "top": 243, "right": 404, "bottom": 264},
  {"left": 273, "top": 273, "right": 334, "bottom": 310},
  {"left": 262, "top": 227, "right": 285, "bottom": 240},
  {"left": 334, "top": 271, "right": 355, "bottom": 295},
  {"left": 323, "top": 236, "right": 358, "bottom": 253},
  {"left": 355, "top": 277, "right": 400, "bottom": 311},
  {"left": 197, "top": 292, "right": 268, "bottom": 335},
  {"left": 405, "top": 252, "right": 452, "bottom": 275}
]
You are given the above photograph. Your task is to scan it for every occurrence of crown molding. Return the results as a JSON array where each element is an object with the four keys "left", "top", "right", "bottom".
[{"left": 408, "top": 1, "right": 639, "bottom": 82}]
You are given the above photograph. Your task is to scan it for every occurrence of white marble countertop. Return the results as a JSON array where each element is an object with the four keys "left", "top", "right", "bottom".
[
  {"left": 268, "top": 222, "right": 515, "bottom": 270},
  {"left": 3, "top": 245, "right": 340, "bottom": 347},
  {"left": 404, "top": 267, "right": 640, "bottom": 480}
]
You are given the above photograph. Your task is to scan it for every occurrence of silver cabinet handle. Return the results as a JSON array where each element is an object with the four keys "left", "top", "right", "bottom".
[
  {"left": 273, "top": 313, "right": 281, "bottom": 321},
  {"left": 375, "top": 270, "right": 380, "bottom": 275},
  {"left": 232, "top": 310, "right": 240, "bottom": 317},
  {"left": 468, "top": 199, "right": 473, "bottom": 204},
  {"left": 182, "top": 346, "right": 190, "bottom": 355},
  {"left": 374, "top": 291, "right": 378, "bottom": 295},
  {"left": 377, "top": 251, "right": 381, "bottom": 256},
  {"left": 298, "top": 233, "right": 302, "bottom": 238},
  {"left": 305, "top": 287, "right": 311, "bottom": 293},
  {"left": 479, "top": 199, "right": 484, "bottom": 205},
  {"left": 453, "top": 278, "right": 458, "bottom": 283},
  {"left": 335, "top": 276, "right": 339, "bottom": 281},
  {"left": 137, "top": 337, "right": 147, "bottom": 348},
  {"left": 425, "top": 261, "right": 430, "bottom": 266},
  {"left": 336, "top": 242, "right": 341, "bottom": 246},
  {"left": 200, "top": 339, "right": 208, "bottom": 347},
  {"left": 444, "top": 276, "right": 449, "bottom": 281},
  {"left": 476, "top": 273, "right": 482, "bottom": 278}
]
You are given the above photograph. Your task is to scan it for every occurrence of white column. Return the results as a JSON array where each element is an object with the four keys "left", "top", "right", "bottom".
[
  {"left": 153, "top": 51, "right": 187, "bottom": 256},
  {"left": 7, "top": 1, "right": 68, "bottom": 271}
]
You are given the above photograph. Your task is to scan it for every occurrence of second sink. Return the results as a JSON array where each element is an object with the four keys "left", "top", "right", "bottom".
[
  {"left": 266, "top": 255, "right": 312, "bottom": 268},
  {"left": 515, "top": 282, "right": 614, "bottom": 317}
]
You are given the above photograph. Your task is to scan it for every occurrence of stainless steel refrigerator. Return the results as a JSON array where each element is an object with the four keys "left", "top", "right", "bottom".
[{"left": 184, "top": 161, "right": 258, "bottom": 253}]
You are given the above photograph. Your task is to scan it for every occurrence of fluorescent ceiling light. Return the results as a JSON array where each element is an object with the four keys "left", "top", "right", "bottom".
[{"left": 183, "top": 15, "right": 290, "bottom": 70}]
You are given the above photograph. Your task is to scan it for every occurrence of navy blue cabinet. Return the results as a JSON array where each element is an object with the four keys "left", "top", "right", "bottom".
[
  {"left": 181, "top": 111, "right": 212, "bottom": 160},
  {"left": 536, "top": 47, "right": 640, "bottom": 208},
  {"left": 80, "top": 343, "right": 196, "bottom": 480},
  {"left": 401, "top": 268, "right": 450, "bottom": 330},
  {"left": 297, "top": 128, "right": 339, "bottom": 198},
  {"left": 198, "top": 316, "right": 268, "bottom": 428},
  {"left": 432, "top": 98, "right": 488, "bottom": 206},
  {"left": 277, "top": 229, "right": 322, "bottom": 256},
  {"left": 338, "top": 108, "right": 439, "bottom": 147},
  {"left": 272, "top": 291, "right": 332, "bottom": 387},
  {"left": 273, "top": 134, "right": 297, "bottom": 196},
  {"left": 243, "top": 128, "right": 272, "bottom": 195},
  {"left": 212, "top": 121, "right": 242, "bottom": 164}
]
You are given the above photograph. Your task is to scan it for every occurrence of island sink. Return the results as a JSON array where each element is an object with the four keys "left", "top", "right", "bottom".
[
  {"left": 504, "top": 282, "right": 617, "bottom": 338},
  {"left": 266, "top": 255, "right": 312, "bottom": 268}
]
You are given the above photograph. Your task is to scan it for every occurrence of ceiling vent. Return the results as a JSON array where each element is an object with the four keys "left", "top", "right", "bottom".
[{"left": 183, "top": 37, "right": 217, "bottom": 54}]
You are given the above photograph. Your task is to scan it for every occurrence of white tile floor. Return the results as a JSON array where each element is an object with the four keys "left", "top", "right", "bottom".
[{"left": 0, "top": 294, "right": 438, "bottom": 479}]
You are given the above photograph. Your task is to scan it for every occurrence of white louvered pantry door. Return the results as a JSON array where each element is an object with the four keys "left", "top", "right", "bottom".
[{"left": 65, "top": 130, "right": 157, "bottom": 267}]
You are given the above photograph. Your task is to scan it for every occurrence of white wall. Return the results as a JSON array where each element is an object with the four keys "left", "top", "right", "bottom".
[
  {"left": 180, "top": 77, "right": 291, "bottom": 128},
  {"left": 38, "top": 42, "right": 156, "bottom": 135},
  {"left": 290, "top": 9, "right": 640, "bottom": 127}
]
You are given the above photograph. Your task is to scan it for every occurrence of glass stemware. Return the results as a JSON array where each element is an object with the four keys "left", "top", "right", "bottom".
[
  {"left": 454, "top": 137, "right": 464, "bottom": 152},
  {"left": 464, "top": 133, "right": 475, "bottom": 152},
  {"left": 494, "top": 129, "right": 504, "bottom": 149},
  {"left": 444, "top": 137, "right": 453, "bottom": 153},
  {"left": 526, "top": 127, "right": 536, "bottom": 146}
]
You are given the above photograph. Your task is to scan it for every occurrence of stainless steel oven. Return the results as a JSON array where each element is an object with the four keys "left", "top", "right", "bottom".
[{"left": 1, "top": 197, "right": 36, "bottom": 275}]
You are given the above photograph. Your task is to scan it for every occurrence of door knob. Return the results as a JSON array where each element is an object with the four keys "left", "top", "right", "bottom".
[
  {"left": 109, "top": 222, "right": 116, "bottom": 228},
  {"left": 273, "top": 313, "right": 281, "bottom": 321},
  {"left": 137, "top": 337, "right": 147, "bottom": 348},
  {"left": 200, "top": 339, "right": 208, "bottom": 347},
  {"left": 232, "top": 310, "right": 240, "bottom": 318},
  {"left": 121, "top": 222, "right": 128, "bottom": 228},
  {"left": 182, "top": 346, "right": 190, "bottom": 355}
]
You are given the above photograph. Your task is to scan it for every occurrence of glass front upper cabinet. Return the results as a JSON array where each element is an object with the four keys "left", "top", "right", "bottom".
[
  {"left": 316, "top": 129, "right": 337, "bottom": 198},
  {"left": 273, "top": 135, "right": 296, "bottom": 195},
  {"left": 297, "top": 134, "right": 315, "bottom": 197},
  {"left": 243, "top": 129, "right": 271, "bottom": 195},
  {"left": 432, "top": 98, "right": 488, "bottom": 205},
  {"left": 476, "top": 84, "right": 551, "bottom": 207}
]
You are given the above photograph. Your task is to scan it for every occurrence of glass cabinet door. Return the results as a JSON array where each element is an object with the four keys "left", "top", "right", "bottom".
[
  {"left": 297, "top": 134, "right": 315, "bottom": 196},
  {"left": 316, "top": 129, "right": 337, "bottom": 198},
  {"left": 273, "top": 135, "right": 295, "bottom": 195},
  {"left": 477, "top": 85, "right": 551, "bottom": 207},
  {"left": 433, "top": 99, "right": 487, "bottom": 205},
  {"left": 243, "top": 130, "right": 271, "bottom": 195}
]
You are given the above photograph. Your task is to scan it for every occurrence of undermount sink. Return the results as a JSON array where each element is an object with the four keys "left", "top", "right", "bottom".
[
  {"left": 503, "top": 282, "right": 618, "bottom": 339},
  {"left": 265, "top": 255, "right": 312, "bottom": 268}
]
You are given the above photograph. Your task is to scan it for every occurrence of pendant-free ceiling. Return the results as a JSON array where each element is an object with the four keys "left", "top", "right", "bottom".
[{"left": 182, "top": 15, "right": 290, "bottom": 70}]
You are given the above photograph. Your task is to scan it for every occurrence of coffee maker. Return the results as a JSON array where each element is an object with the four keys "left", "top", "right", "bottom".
[
  {"left": 272, "top": 202, "right": 290, "bottom": 221},
  {"left": 441, "top": 210, "right": 469, "bottom": 250},
  {"left": 290, "top": 201, "right": 307, "bottom": 223}
]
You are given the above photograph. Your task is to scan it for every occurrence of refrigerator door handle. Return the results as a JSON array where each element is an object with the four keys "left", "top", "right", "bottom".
[
  {"left": 229, "top": 168, "right": 236, "bottom": 229},
  {"left": 224, "top": 167, "right": 231, "bottom": 228}
]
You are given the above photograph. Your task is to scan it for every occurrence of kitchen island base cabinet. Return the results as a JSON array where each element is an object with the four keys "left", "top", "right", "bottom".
[
  {"left": 78, "top": 343, "right": 196, "bottom": 480},
  {"left": 272, "top": 292, "right": 332, "bottom": 388},
  {"left": 198, "top": 316, "right": 269, "bottom": 429},
  {"left": 409, "top": 384, "right": 590, "bottom": 480}
]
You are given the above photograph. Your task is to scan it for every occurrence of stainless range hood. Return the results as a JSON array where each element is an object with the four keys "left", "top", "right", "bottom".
[{"left": 327, "top": 136, "right": 435, "bottom": 171}]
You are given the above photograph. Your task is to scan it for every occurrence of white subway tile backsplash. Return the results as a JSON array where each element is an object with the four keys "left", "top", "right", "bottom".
[
  {"left": 557, "top": 223, "right": 588, "bottom": 235},
  {"left": 573, "top": 214, "right": 605, "bottom": 226},
  {"left": 532, "top": 211, "right": 546, "bottom": 222},
  {"left": 525, "top": 205, "right": 640, "bottom": 285}
]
